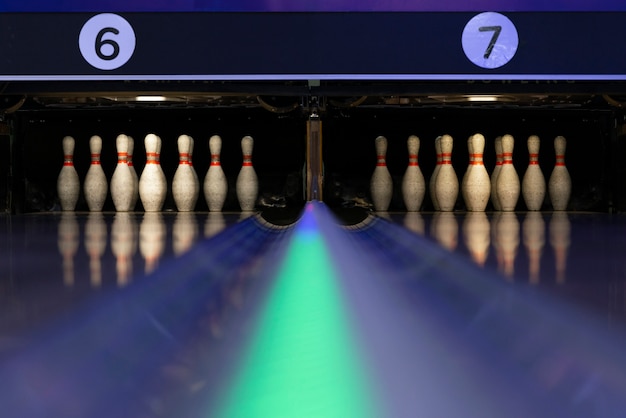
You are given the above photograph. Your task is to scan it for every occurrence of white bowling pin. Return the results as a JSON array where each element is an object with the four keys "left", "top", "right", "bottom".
[
  {"left": 434, "top": 134, "right": 458, "bottom": 211},
  {"left": 370, "top": 135, "right": 393, "bottom": 212},
  {"left": 189, "top": 136, "right": 200, "bottom": 195},
  {"left": 204, "top": 135, "right": 229, "bottom": 211},
  {"left": 57, "top": 135, "right": 80, "bottom": 211},
  {"left": 430, "top": 136, "right": 442, "bottom": 211},
  {"left": 496, "top": 134, "right": 520, "bottom": 211},
  {"left": 127, "top": 136, "right": 139, "bottom": 210},
  {"left": 84, "top": 135, "right": 108, "bottom": 212},
  {"left": 111, "top": 134, "right": 135, "bottom": 212},
  {"left": 548, "top": 136, "right": 571, "bottom": 211},
  {"left": 401, "top": 135, "right": 425, "bottom": 211},
  {"left": 139, "top": 134, "right": 167, "bottom": 212},
  {"left": 490, "top": 136, "right": 503, "bottom": 211},
  {"left": 461, "top": 136, "right": 473, "bottom": 197},
  {"left": 462, "top": 133, "right": 491, "bottom": 211},
  {"left": 173, "top": 134, "right": 200, "bottom": 211},
  {"left": 236, "top": 135, "right": 259, "bottom": 211},
  {"left": 522, "top": 135, "right": 546, "bottom": 211}
]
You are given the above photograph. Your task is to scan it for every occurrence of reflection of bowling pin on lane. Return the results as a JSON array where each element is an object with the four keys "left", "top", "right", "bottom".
[
  {"left": 463, "top": 212, "right": 490, "bottom": 267},
  {"left": 495, "top": 212, "right": 520, "bottom": 280},
  {"left": 430, "top": 212, "right": 458, "bottom": 251},
  {"left": 403, "top": 212, "right": 425, "bottom": 235},
  {"left": 57, "top": 135, "right": 80, "bottom": 211},
  {"left": 490, "top": 136, "right": 503, "bottom": 211},
  {"left": 523, "top": 212, "right": 545, "bottom": 285},
  {"left": 173, "top": 212, "right": 198, "bottom": 256},
  {"left": 550, "top": 212, "right": 570, "bottom": 284},
  {"left": 57, "top": 213, "right": 79, "bottom": 287},
  {"left": 204, "top": 135, "right": 229, "bottom": 211},
  {"left": 522, "top": 135, "right": 546, "bottom": 211},
  {"left": 140, "top": 212, "right": 166, "bottom": 274},
  {"left": 173, "top": 134, "right": 200, "bottom": 211},
  {"left": 205, "top": 212, "right": 226, "bottom": 238},
  {"left": 549, "top": 136, "right": 571, "bottom": 211},
  {"left": 111, "top": 212, "right": 136, "bottom": 287},
  {"left": 84, "top": 135, "right": 108, "bottom": 212},
  {"left": 85, "top": 212, "right": 107, "bottom": 289},
  {"left": 401, "top": 135, "right": 425, "bottom": 211},
  {"left": 236, "top": 136, "right": 259, "bottom": 211},
  {"left": 111, "top": 134, "right": 135, "bottom": 212},
  {"left": 139, "top": 134, "right": 167, "bottom": 212},
  {"left": 434, "top": 134, "right": 458, "bottom": 212},
  {"left": 496, "top": 134, "right": 520, "bottom": 211},
  {"left": 128, "top": 136, "right": 139, "bottom": 210},
  {"left": 370, "top": 135, "right": 393, "bottom": 212},
  {"left": 462, "top": 133, "right": 491, "bottom": 212},
  {"left": 430, "top": 136, "right": 442, "bottom": 211}
]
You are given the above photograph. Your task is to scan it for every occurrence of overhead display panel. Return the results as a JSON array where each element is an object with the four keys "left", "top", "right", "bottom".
[{"left": 0, "top": 1, "right": 625, "bottom": 81}]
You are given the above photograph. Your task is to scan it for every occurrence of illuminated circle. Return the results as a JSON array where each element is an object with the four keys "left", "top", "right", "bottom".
[
  {"left": 79, "top": 13, "right": 136, "bottom": 70},
  {"left": 462, "top": 12, "right": 519, "bottom": 69}
]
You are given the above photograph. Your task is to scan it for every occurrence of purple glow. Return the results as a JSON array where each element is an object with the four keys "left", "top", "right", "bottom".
[{"left": 1, "top": 0, "right": 625, "bottom": 12}]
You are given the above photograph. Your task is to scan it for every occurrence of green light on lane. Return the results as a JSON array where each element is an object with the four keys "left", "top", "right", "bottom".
[{"left": 216, "top": 214, "right": 377, "bottom": 418}]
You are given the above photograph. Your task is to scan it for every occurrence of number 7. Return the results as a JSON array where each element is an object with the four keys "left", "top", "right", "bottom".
[{"left": 478, "top": 26, "right": 502, "bottom": 59}]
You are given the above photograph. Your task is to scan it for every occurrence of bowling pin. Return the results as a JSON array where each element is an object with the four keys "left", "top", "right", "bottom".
[
  {"left": 522, "top": 135, "right": 546, "bottom": 211},
  {"left": 370, "top": 135, "right": 393, "bottom": 212},
  {"left": 401, "top": 135, "right": 425, "bottom": 211},
  {"left": 127, "top": 136, "right": 139, "bottom": 210},
  {"left": 462, "top": 133, "right": 491, "bottom": 211},
  {"left": 189, "top": 136, "right": 200, "bottom": 195},
  {"left": 236, "top": 135, "right": 259, "bottom": 211},
  {"left": 461, "top": 135, "right": 473, "bottom": 196},
  {"left": 430, "top": 136, "right": 442, "bottom": 211},
  {"left": 57, "top": 135, "right": 80, "bottom": 211},
  {"left": 490, "top": 136, "right": 503, "bottom": 211},
  {"left": 139, "top": 134, "right": 167, "bottom": 212},
  {"left": 496, "top": 134, "right": 520, "bottom": 211},
  {"left": 84, "top": 135, "right": 108, "bottom": 212},
  {"left": 548, "top": 136, "right": 571, "bottom": 211},
  {"left": 204, "top": 135, "right": 229, "bottom": 211},
  {"left": 434, "top": 134, "right": 458, "bottom": 211},
  {"left": 111, "top": 134, "right": 135, "bottom": 212},
  {"left": 172, "top": 134, "right": 200, "bottom": 211}
]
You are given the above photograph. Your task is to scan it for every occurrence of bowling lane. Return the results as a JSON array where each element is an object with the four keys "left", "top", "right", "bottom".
[
  {"left": 2, "top": 206, "right": 626, "bottom": 417},
  {"left": 0, "top": 211, "right": 252, "bottom": 344},
  {"left": 386, "top": 211, "right": 626, "bottom": 328}
]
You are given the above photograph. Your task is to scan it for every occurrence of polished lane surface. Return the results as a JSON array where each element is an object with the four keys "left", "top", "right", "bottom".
[{"left": 1, "top": 206, "right": 626, "bottom": 417}]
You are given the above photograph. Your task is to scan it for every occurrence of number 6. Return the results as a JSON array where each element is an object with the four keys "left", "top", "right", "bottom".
[{"left": 95, "top": 27, "right": 120, "bottom": 61}]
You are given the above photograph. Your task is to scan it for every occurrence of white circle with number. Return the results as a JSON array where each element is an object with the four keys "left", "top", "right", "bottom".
[
  {"left": 462, "top": 12, "right": 518, "bottom": 69},
  {"left": 79, "top": 13, "right": 136, "bottom": 70}
]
